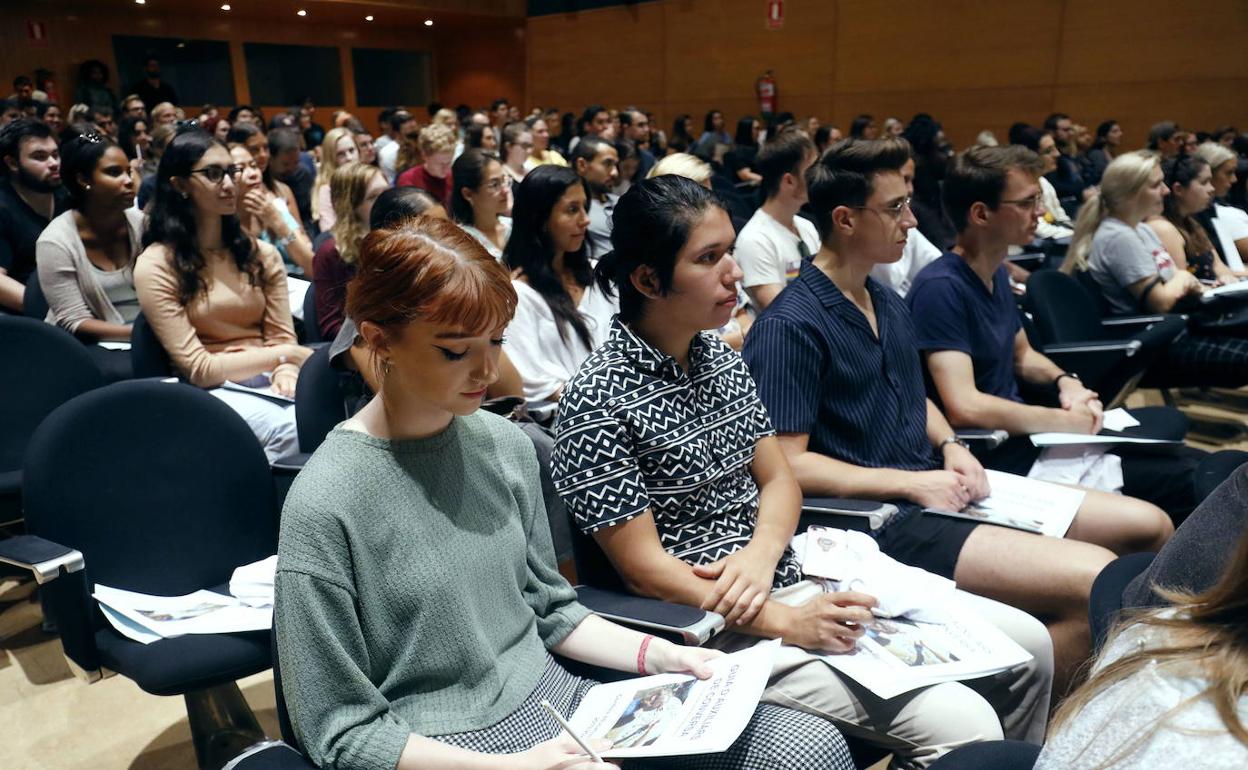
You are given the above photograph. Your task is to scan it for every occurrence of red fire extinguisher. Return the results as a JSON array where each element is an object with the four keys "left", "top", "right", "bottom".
[{"left": 756, "top": 70, "right": 777, "bottom": 118}]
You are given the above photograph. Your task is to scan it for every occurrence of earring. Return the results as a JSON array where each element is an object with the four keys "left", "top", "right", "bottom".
[
  {"left": 84, "top": 184, "right": 91, "bottom": 190},
  {"left": 181, "top": 191, "right": 190, "bottom": 199}
]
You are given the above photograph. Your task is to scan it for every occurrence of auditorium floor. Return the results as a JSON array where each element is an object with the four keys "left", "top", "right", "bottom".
[{"left": 4, "top": 390, "right": 1245, "bottom": 770}]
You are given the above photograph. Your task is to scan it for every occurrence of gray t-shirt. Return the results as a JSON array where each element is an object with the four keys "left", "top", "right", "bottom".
[{"left": 1088, "top": 218, "right": 1178, "bottom": 315}]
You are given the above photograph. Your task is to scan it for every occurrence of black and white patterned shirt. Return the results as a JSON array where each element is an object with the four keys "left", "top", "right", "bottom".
[{"left": 552, "top": 318, "right": 802, "bottom": 589}]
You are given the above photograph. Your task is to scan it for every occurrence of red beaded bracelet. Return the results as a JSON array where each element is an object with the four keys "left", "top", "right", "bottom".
[{"left": 637, "top": 634, "right": 656, "bottom": 675}]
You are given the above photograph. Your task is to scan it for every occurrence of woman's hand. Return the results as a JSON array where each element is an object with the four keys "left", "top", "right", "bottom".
[
  {"left": 693, "top": 544, "right": 779, "bottom": 627},
  {"left": 647, "top": 638, "right": 722, "bottom": 680},
  {"left": 515, "top": 734, "right": 616, "bottom": 770},
  {"left": 275, "top": 343, "right": 314, "bottom": 367},
  {"left": 271, "top": 367, "right": 298, "bottom": 398}
]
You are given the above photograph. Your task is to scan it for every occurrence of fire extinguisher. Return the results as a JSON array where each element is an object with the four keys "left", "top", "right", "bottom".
[{"left": 756, "top": 70, "right": 777, "bottom": 118}]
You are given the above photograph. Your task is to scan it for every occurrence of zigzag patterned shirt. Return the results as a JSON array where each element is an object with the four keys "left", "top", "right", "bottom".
[{"left": 552, "top": 318, "right": 802, "bottom": 589}]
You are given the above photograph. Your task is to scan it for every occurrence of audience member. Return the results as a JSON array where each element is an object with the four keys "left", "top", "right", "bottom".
[
  {"left": 224, "top": 124, "right": 300, "bottom": 243},
  {"left": 500, "top": 122, "right": 531, "bottom": 184},
  {"left": 524, "top": 115, "right": 566, "bottom": 167},
  {"left": 904, "top": 115, "right": 958, "bottom": 250},
  {"left": 869, "top": 147, "right": 944, "bottom": 296},
  {"left": 297, "top": 98, "right": 325, "bottom": 150},
  {"left": 694, "top": 109, "right": 730, "bottom": 156},
  {"left": 312, "top": 127, "right": 360, "bottom": 231},
  {"left": 312, "top": 162, "right": 387, "bottom": 340},
  {"left": 735, "top": 129, "right": 820, "bottom": 311},
  {"left": 0, "top": 99, "right": 21, "bottom": 129},
  {"left": 120, "top": 94, "right": 146, "bottom": 121},
  {"left": 1148, "top": 154, "right": 1234, "bottom": 282},
  {"left": 227, "top": 104, "right": 259, "bottom": 127},
  {"left": 1082, "top": 119, "right": 1121, "bottom": 186},
  {"left": 670, "top": 113, "right": 694, "bottom": 152},
  {"left": 135, "top": 128, "right": 309, "bottom": 460},
  {"left": 229, "top": 143, "right": 314, "bottom": 278},
  {"left": 1064, "top": 151, "right": 1248, "bottom": 387},
  {"left": 1041, "top": 112, "right": 1091, "bottom": 217},
  {"left": 116, "top": 115, "right": 151, "bottom": 167},
  {"left": 910, "top": 144, "right": 1194, "bottom": 525},
  {"left": 377, "top": 109, "right": 415, "bottom": 183},
  {"left": 202, "top": 115, "right": 230, "bottom": 142},
  {"left": 883, "top": 117, "right": 904, "bottom": 138},
  {"left": 646, "top": 152, "right": 712, "bottom": 186},
  {"left": 268, "top": 127, "right": 315, "bottom": 239},
  {"left": 348, "top": 122, "right": 376, "bottom": 167},
  {"left": 73, "top": 60, "right": 117, "bottom": 116},
  {"left": 36, "top": 131, "right": 141, "bottom": 380},
  {"left": 136, "top": 123, "right": 175, "bottom": 209},
  {"left": 570, "top": 135, "right": 619, "bottom": 258},
  {"left": 1038, "top": 511, "right": 1248, "bottom": 768},
  {"left": 91, "top": 105, "right": 116, "bottom": 139},
  {"left": 488, "top": 97, "right": 510, "bottom": 131},
  {"left": 1147, "top": 121, "right": 1183, "bottom": 159},
  {"left": 850, "top": 114, "right": 878, "bottom": 140},
  {"left": 555, "top": 174, "right": 1052, "bottom": 764},
  {"left": 0, "top": 119, "right": 67, "bottom": 312},
  {"left": 612, "top": 139, "right": 641, "bottom": 197},
  {"left": 1011, "top": 125, "right": 1075, "bottom": 240},
  {"left": 501, "top": 165, "right": 615, "bottom": 411},
  {"left": 618, "top": 109, "right": 655, "bottom": 178},
  {"left": 1195, "top": 141, "right": 1248, "bottom": 272},
  {"left": 724, "top": 116, "right": 763, "bottom": 187},
  {"left": 451, "top": 149, "right": 512, "bottom": 260},
  {"left": 131, "top": 57, "right": 178, "bottom": 111},
  {"left": 35, "top": 100, "right": 62, "bottom": 134},
  {"left": 395, "top": 123, "right": 456, "bottom": 210},
  {"left": 742, "top": 140, "right": 1121, "bottom": 692},
  {"left": 9, "top": 75, "right": 44, "bottom": 104}
]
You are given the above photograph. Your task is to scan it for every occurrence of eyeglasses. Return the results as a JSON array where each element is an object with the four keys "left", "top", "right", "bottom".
[
  {"left": 189, "top": 164, "right": 244, "bottom": 184},
  {"left": 850, "top": 196, "right": 912, "bottom": 220},
  {"left": 484, "top": 177, "right": 510, "bottom": 193},
  {"left": 1000, "top": 193, "right": 1043, "bottom": 210}
]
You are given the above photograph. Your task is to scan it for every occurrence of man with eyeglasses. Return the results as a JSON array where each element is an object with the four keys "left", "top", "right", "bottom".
[
  {"left": 0, "top": 119, "right": 67, "bottom": 313},
  {"left": 909, "top": 145, "right": 1202, "bottom": 524}
]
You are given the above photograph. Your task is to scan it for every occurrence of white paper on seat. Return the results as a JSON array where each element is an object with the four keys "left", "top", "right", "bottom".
[
  {"left": 925, "top": 470, "right": 1084, "bottom": 537},
  {"left": 229, "top": 555, "right": 277, "bottom": 608},
  {"left": 1100, "top": 408, "right": 1140, "bottom": 432},
  {"left": 94, "top": 584, "right": 272, "bottom": 644},
  {"left": 566, "top": 640, "right": 779, "bottom": 758},
  {"left": 96, "top": 341, "right": 132, "bottom": 351},
  {"left": 1029, "top": 433, "right": 1177, "bottom": 447},
  {"left": 287, "top": 276, "right": 311, "bottom": 321}
]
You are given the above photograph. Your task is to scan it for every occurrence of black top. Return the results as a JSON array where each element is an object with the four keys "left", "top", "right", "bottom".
[
  {"left": 278, "top": 164, "right": 315, "bottom": 236},
  {"left": 0, "top": 178, "right": 69, "bottom": 287},
  {"left": 132, "top": 79, "right": 179, "bottom": 109}
]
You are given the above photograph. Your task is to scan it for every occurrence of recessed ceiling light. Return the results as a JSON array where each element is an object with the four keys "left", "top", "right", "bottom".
[
  {"left": 297, "top": 9, "right": 307, "bottom": 16},
  {"left": 365, "top": 15, "right": 374, "bottom": 21},
  {"left": 424, "top": 19, "right": 433, "bottom": 26},
  {"left": 221, "top": 3, "right": 231, "bottom": 9},
  {"left": 134, "top": 0, "right": 145, "bottom": 5}
]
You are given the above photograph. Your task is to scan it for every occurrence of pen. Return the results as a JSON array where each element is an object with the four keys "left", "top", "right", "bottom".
[{"left": 539, "top": 699, "right": 604, "bottom": 763}]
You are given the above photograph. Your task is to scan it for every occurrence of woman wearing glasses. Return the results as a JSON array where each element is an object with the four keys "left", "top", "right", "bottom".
[
  {"left": 452, "top": 149, "right": 512, "bottom": 260},
  {"left": 224, "top": 122, "right": 312, "bottom": 274},
  {"left": 135, "top": 128, "right": 311, "bottom": 461}
]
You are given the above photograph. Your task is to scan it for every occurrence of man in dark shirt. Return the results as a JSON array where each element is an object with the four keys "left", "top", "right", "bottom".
[
  {"left": 743, "top": 138, "right": 1130, "bottom": 694},
  {"left": 1041, "top": 113, "right": 1090, "bottom": 216},
  {"left": 619, "top": 109, "right": 656, "bottom": 178},
  {"left": 131, "top": 57, "right": 178, "bottom": 110},
  {"left": 912, "top": 144, "right": 1200, "bottom": 526},
  {"left": 0, "top": 119, "right": 67, "bottom": 313},
  {"left": 268, "top": 127, "right": 315, "bottom": 236}
]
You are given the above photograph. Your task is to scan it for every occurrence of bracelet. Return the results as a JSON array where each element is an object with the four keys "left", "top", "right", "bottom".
[
  {"left": 637, "top": 634, "right": 656, "bottom": 675},
  {"left": 276, "top": 230, "right": 297, "bottom": 247},
  {"left": 1053, "top": 371, "right": 1080, "bottom": 388}
]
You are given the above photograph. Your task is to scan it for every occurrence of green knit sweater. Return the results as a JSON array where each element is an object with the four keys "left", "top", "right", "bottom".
[{"left": 275, "top": 411, "right": 590, "bottom": 770}]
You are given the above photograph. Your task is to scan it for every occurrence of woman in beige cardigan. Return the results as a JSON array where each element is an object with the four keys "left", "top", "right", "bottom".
[{"left": 37, "top": 131, "right": 143, "bottom": 382}]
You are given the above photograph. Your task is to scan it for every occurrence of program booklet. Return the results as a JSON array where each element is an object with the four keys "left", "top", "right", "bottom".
[
  {"left": 924, "top": 469, "right": 1084, "bottom": 537},
  {"left": 221, "top": 374, "right": 295, "bottom": 405},
  {"left": 566, "top": 639, "right": 780, "bottom": 758},
  {"left": 94, "top": 584, "right": 272, "bottom": 645}
]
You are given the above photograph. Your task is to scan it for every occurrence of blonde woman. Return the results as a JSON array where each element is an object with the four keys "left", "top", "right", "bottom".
[
  {"left": 1064, "top": 151, "right": 1248, "bottom": 386},
  {"left": 1037, "top": 516, "right": 1248, "bottom": 768},
  {"left": 312, "top": 163, "right": 387, "bottom": 339},
  {"left": 646, "top": 152, "right": 713, "bottom": 187},
  {"left": 312, "top": 127, "right": 360, "bottom": 231}
]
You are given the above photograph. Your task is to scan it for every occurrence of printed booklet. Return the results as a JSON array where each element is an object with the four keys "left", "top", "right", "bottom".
[{"left": 924, "top": 469, "right": 1084, "bottom": 537}]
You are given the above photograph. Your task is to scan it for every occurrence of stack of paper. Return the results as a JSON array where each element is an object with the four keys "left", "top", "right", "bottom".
[
  {"left": 1201, "top": 280, "right": 1248, "bottom": 303},
  {"left": 94, "top": 585, "right": 272, "bottom": 645},
  {"left": 925, "top": 470, "right": 1084, "bottom": 537},
  {"left": 229, "top": 555, "right": 278, "bottom": 608}
]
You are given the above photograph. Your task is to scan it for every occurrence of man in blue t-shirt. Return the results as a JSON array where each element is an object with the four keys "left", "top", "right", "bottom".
[{"left": 910, "top": 144, "right": 1198, "bottom": 523}]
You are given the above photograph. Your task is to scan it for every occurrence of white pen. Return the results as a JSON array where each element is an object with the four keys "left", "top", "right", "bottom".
[{"left": 539, "top": 699, "right": 604, "bottom": 763}]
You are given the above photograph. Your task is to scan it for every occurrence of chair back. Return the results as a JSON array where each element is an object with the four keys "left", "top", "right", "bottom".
[
  {"left": 22, "top": 270, "right": 49, "bottom": 320},
  {"left": 22, "top": 380, "right": 277, "bottom": 598},
  {"left": 129, "top": 312, "right": 173, "bottom": 378},
  {"left": 294, "top": 345, "right": 347, "bottom": 453},
  {"left": 301, "top": 282, "right": 321, "bottom": 344},
  {"left": 1024, "top": 270, "right": 1104, "bottom": 344},
  {"left": 0, "top": 316, "right": 104, "bottom": 474}
]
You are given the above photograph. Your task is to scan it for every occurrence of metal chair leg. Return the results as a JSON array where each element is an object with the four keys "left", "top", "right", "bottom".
[{"left": 184, "top": 682, "right": 268, "bottom": 770}]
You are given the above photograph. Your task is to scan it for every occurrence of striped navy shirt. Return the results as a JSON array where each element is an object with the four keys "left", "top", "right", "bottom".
[
  {"left": 742, "top": 260, "right": 938, "bottom": 472},
  {"left": 551, "top": 318, "right": 803, "bottom": 589}
]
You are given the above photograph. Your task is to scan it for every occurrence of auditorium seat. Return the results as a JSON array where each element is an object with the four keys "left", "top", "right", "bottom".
[
  {"left": 301, "top": 282, "right": 321, "bottom": 344},
  {"left": 129, "top": 312, "right": 175, "bottom": 379},
  {"left": 1089, "top": 552, "right": 1156, "bottom": 653},
  {"left": 22, "top": 269, "right": 49, "bottom": 320},
  {"left": 928, "top": 739, "right": 1040, "bottom": 769}
]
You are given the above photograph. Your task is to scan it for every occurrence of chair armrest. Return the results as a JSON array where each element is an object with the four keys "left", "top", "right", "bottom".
[
  {"left": 955, "top": 429, "right": 1010, "bottom": 450},
  {"left": 1042, "top": 341, "right": 1142, "bottom": 395},
  {"left": 1044, "top": 340, "right": 1143, "bottom": 356},
  {"left": 223, "top": 741, "right": 318, "bottom": 770},
  {"left": 1100, "top": 314, "right": 1169, "bottom": 328},
  {"left": 575, "top": 585, "right": 725, "bottom": 645},
  {"left": 800, "top": 498, "right": 898, "bottom": 532},
  {"left": 270, "top": 453, "right": 311, "bottom": 476},
  {"left": 0, "top": 534, "right": 83, "bottom": 584},
  {"left": 1006, "top": 252, "right": 1045, "bottom": 267}
]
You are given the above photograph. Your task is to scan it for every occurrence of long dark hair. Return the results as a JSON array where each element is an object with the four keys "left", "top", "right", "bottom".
[
  {"left": 733, "top": 116, "right": 758, "bottom": 148},
  {"left": 503, "top": 165, "right": 594, "bottom": 349},
  {"left": 450, "top": 149, "right": 498, "bottom": 225},
  {"left": 224, "top": 122, "right": 279, "bottom": 196},
  {"left": 116, "top": 117, "right": 148, "bottom": 161},
  {"left": 596, "top": 175, "right": 728, "bottom": 324},
  {"left": 1093, "top": 120, "right": 1119, "bottom": 151},
  {"left": 143, "top": 128, "right": 259, "bottom": 305},
  {"left": 1162, "top": 155, "right": 1216, "bottom": 261}
]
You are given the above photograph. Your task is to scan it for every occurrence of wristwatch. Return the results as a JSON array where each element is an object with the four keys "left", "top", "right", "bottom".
[
  {"left": 938, "top": 435, "right": 969, "bottom": 451},
  {"left": 1052, "top": 371, "right": 1081, "bottom": 388}
]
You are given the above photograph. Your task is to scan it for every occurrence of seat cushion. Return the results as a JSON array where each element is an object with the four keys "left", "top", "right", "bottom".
[
  {"left": 94, "top": 627, "right": 270, "bottom": 696},
  {"left": 0, "top": 468, "right": 21, "bottom": 496},
  {"left": 1121, "top": 406, "right": 1189, "bottom": 442}
]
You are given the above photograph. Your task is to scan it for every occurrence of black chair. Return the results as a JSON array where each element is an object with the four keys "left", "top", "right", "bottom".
[
  {"left": 1089, "top": 552, "right": 1157, "bottom": 652},
  {"left": 22, "top": 269, "right": 49, "bottom": 320},
  {"left": 1024, "top": 270, "right": 1187, "bottom": 408},
  {"left": 301, "top": 282, "right": 321, "bottom": 345},
  {"left": 928, "top": 739, "right": 1040, "bottom": 769},
  {"left": 1194, "top": 449, "right": 1248, "bottom": 502},
  {"left": 293, "top": 346, "right": 344, "bottom": 455},
  {"left": 0, "top": 380, "right": 279, "bottom": 768},
  {"left": 130, "top": 311, "right": 174, "bottom": 378},
  {"left": 0, "top": 316, "right": 105, "bottom": 530}
]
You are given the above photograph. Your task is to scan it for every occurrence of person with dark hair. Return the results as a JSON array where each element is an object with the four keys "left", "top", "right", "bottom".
[
  {"left": 849, "top": 114, "right": 878, "bottom": 140},
  {"left": 450, "top": 149, "right": 512, "bottom": 260},
  {"left": 868, "top": 144, "right": 944, "bottom": 297},
  {"left": 377, "top": 109, "right": 416, "bottom": 183},
  {"left": 501, "top": 165, "right": 614, "bottom": 412},
  {"left": 224, "top": 122, "right": 306, "bottom": 256},
  {"left": 131, "top": 56, "right": 178, "bottom": 112},
  {"left": 734, "top": 129, "right": 819, "bottom": 312},
  {"left": 742, "top": 139, "right": 1118, "bottom": 696},
  {"left": 1083, "top": 119, "right": 1122, "bottom": 187},
  {"left": 91, "top": 105, "right": 116, "bottom": 139},
  {"left": 618, "top": 109, "right": 655, "bottom": 179},
  {"left": 135, "top": 128, "right": 310, "bottom": 460},
  {"left": 524, "top": 115, "right": 566, "bottom": 168},
  {"left": 1148, "top": 121, "right": 1184, "bottom": 159},
  {"left": 694, "top": 109, "right": 730, "bottom": 156},
  {"left": 116, "top": 115, "right": 151, "bottom": 164},
  {"left": 500, "top": 121, "right": 532, "bottom": 185},
  {"left": 489, "top": 97, "right": 510, "bottom": 131},
  {"left": 1040, "top": 112, "right": 1090, "bottom": 217},
  {"left": 228, "top": 104, "right": 259, "bottom": 127},
  {"left": 35, "top": 132, "right": 141, "bottom": 380},
  {"left": 463, "top": 121, "right": 498, "bottom": 154},
  {"left": 723, "top": 116, "right": 763, "bottom": 187},
  {"left": 73, "top": 60, "right": 117, "bottom": 116},
  {"left": 268, "top": 127, "right": 316, "bottom": 240},
  {"left": 9, "top": 75, "right": 44, "bottom": 104},
  {"left": 612, "top": 139, "right": 640, "bottom": 197},
  {"left": 1147, "top": 154, "right": 1236, "bottom": 283},
  {"left": 229, "top": 142, "right": 314, "bottom": 291},
  {"left": 35, "top": 100, "right": 62, "bottom": 134},
  {"left": 903, "top": 115, "right": 957, "bottom": 250},
  {"left": 913, "top": 144, "right": 1200, "bottom": 524},
  {"left": 570, "top": 135, "right": 619, "bottom": 258},
  {"left": 1009, "top": 125, "right": 1074, "bottom": 241},
  {"left": 0, "top": 99, "right": 21, "bottom": 129},
  {"left": 670, "top": 113, "right": 694, "bottom": 155},
  {"left": 566, "top": 105, "right": 610, "bottom": 156},
  {"left": 0, "top": 119, "right": 67, "bottom": 312},
  {"left": 556, "top": 173, "right": 1052, "bottom": 764}
]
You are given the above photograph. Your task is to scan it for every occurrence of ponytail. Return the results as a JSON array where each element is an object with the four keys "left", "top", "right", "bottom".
[{"left": 1063, "top": 192, "right": 1106, "bottom": 274}]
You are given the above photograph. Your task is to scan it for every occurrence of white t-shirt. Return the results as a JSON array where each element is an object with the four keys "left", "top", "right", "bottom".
[
  {"left": 459, "top": 217, "right": 513, "bottom": 261},
  {"left": 1212, "top": 203, "right": 1248, "bottom": 273},
  {"left": 736, "top": 207, "right": 821, "bottom": 290},
  {"left": 505, "top": 279, "right": 619, "bottom": 404},
  {"left": 587, "top": 194, "right": 618, "bottom": 261},
  {"left": 870, "top": 228, "right": 943, "bottom": 297},
  {"left": 377, "top": 142, "right": 399, "bottom": 184}
]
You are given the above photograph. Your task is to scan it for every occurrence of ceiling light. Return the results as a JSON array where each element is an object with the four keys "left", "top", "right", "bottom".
[
  {"left": 135, "top": 0, "right": 145, "bottom": 5},
  {"left": 221, "top": 3, "right": 231, "bottom": 9},
  {"left": 297, "top": 9, "right": 307, "bottom": 16},
  {"left": 365, "top": 15, "right": 374, "bottom": 21},
  {"left": 424, "top": 19, "right": 433, "bottom": 26}
]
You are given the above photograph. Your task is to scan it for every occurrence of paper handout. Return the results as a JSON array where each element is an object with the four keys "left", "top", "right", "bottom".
[
  {"left": 1030, "top": 433, "right": 1177, "bottom": 447},
  {"left": 567, "top": 640, "right": 780, "bottom": 758},
  {"left": 925, "top": 470, "right": 1084, "bottom": 537},
  {"left": 94, "top": 584, "right": 272, "bottom": 644},
  {"left": 1100, "top": 408, "right": 1140, "bottom": 432},
  {"left": 222, "top": 375, "right": 295, "bottom": 404}
]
